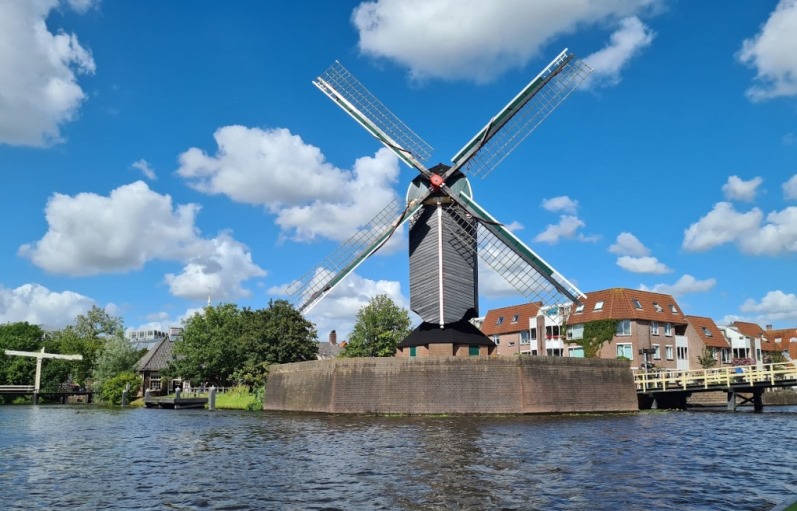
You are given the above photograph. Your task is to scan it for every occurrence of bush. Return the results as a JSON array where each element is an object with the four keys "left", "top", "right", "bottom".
[{"left": 99, "top": 371, "right": 140, "bottom": 406}]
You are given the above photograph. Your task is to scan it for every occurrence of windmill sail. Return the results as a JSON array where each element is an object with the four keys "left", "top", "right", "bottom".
[
  {"left": 449, "top": 49, "right": 592, "bottom": 180},
  {"left": 444, "top": 191, "right": 585, "bottom": 306},
  {"left": 287, "top": 196, "right": 423, "bottom": 314},
  {"left": 314, "top": 61, "right": 433, "bottom": 176}
]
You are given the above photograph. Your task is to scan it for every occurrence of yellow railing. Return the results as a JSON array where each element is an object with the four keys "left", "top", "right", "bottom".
[{"left": 635, "top": 362, "right": 797, "bottom": 392}]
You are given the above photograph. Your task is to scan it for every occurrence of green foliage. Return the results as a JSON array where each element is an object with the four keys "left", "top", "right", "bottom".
[
  {"left": 341, "top": 294, "right": 412, "bottom": 358},
  {"left": 765, "top": 351, "right": 786, "bottom": 364},
  {"left": 571, "top": 319, "right": 618, "bottom": 358},
  {"left": 98, "top": 371, "right": 140, "bottom": 406},
  {"left": 697, "top": 347, "right": 718, "bottom": 369},
  {"left": 0, "top": 322, "right": 44, "bottom": 387},
  {"left": 91, "top": 336, "right": 142, "bottom": 397},
  {"left": 171, "top": 300, "right": 318, "bottom": 387}
]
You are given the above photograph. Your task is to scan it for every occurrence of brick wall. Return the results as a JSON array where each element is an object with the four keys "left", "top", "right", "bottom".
[{"left": 264, "top": 356, "right": 638, "bottom": 414}]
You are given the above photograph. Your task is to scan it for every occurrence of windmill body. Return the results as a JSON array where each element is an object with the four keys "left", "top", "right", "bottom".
[{"left": 288, "top": 50, "right": 592, "bottom": 353}]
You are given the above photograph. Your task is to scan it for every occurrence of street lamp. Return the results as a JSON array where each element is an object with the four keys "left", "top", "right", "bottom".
[{"left": 639, "top": 347, "right": 656, "bottom": 372}]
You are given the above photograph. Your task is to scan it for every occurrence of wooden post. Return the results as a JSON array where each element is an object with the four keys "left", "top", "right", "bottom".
[
  {"left": 209, "top": 386, "right": 216, "bottom": 411},
  {"left": 753, "top": 389, "right": 763, "bottom": 413}
]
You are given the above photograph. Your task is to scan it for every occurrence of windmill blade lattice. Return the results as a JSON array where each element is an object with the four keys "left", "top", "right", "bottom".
[
  {"left": 442, "top": 198, "right": 584, "bottom": 307},
  {"left": 450, "top": 50, "right": 592, "bottom": 179},
  {"left": 314, "top": 61, "right": 433, "bottom": 172},
  {"left": 286, "top": 196, "right": 420, "bottom": 313}
]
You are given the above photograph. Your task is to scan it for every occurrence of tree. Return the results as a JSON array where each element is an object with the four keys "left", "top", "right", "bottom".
[
  {"left": 341, "top": 295, "right": 412, "bottom": 358},
  {"left": 0, "top": 323, "right": 44, "bottom": 401},
  {"left": 570, "top": 319, "right": 619, "bottom": 358},
  {"left": 92, "top": 336, "right": 143, "bottom": 400},
  {"left": 697, "top": 347, "right": 718, "bottom": 369}
]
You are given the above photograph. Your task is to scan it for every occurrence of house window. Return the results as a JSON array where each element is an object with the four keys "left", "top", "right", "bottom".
[
  {"left": 653, "top": 302, "right": 663, "bottom": 312},
  {"left": 665, "top": 346, "right": 674, "bottom": 360},
  {"left": 632, "top": 298, "right": 642, "bottom": 309},
  {"left": 508, "top": 342, "right": 515, "bottom": 347},
  {"left": 530, "top": 328, "right": 537, "bottom": 341},
  {"left": 547, "top": 348, "right": 563, "bottom": 356},
  {"left": 469, "top": 345, "right": 480, "bottom": 356},
  {"left": 651, "top": 321, "right": 659, "bottom": 335},
  {"left": 569, "top": 347, "right": 584, "bottom": 358},
  {"left": 664, "top": 323, "right": 672, "bottom": 336},
  {"left": 496, "top": 316, "right": 504, "bottom": 325},
  {"left": 149, "top": 376, "right": 161, "bottom": 391},
  {"left": 568, "top": 324, "right": 584, "bottom": 340},
  {"left": 616, "top": 343, "right": 633, "bottom": 360},
  {"left": 616, "top": 320, "right": 631, "bottom": 336},
  {"left": 511, "top": 314, "right": 519, "bottom": 324},
  {"left": 669, "top": 304, "right": 678, "bottom": 313},
  {"left": 677, "top": 346, "right": 688, "bottom": 360},
  {"left": 575, "top": 304, "right": 584, "bottom": 313},
  {"left": 410, "top": 346, "right": 417, "bottom": 357},
  {"left": 721, "top": 349, "right": 731, "bottom": 363},
  {"left": 594, "top": 301, "right": 604, "bottom": 311},
  {"left": 520, "top": 331, "right": 530, "bottom": 344},
  {"left": 702, "top": 326, "right": 713, "bottom": 337},
  {"left": 545, "top": 325, "right": 561, "bottom": 339},
  {"left": 652, "top": 344, "right": 661, "bottom": 360}
]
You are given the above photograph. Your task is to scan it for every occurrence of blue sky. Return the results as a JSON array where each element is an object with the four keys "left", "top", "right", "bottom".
[{"left": 1, "top": 0, "right": 796, "bottom": 339}]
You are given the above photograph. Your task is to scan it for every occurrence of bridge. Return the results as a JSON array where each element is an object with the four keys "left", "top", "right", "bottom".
[
  {"left": 0, "top": 384, "right": 94, "bottom": 404},
  {"left": 2, "top": 348, "right": 89, "bottom": 404},
  {"left": 634, "top": 362, "right": 797, "bottom": 412}
]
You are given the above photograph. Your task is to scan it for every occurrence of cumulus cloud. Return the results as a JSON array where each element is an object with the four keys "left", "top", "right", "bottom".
[
  {"left": 272, "top": 272, "right": 411, "bottom": 340},
  {"left": 609, "top": 232, "right": 650, "bottom": 256},
  {"left": 582, "top": 16, "right": 655, "bottom": 87},
  {"left": 0, "top": 0, "right": 96, "bottom": 146},
  {"left": 640, "top": 274, "right": 716, "bottom": 296},
  {"left": 682, "top": 202, "right": 797, "bottom": 255},
  {"left": 352, "top": 0, "right": 658, "bottom": 82},
  {"left": 722, "top": 175, "right": 763, "bottom": 202},
  {"left": 739, "top": 290, "right": 797, "bottom": 323},
  {"left": 66, "top": 0, "right": 99, "bottom": 13},
  {"left": 738, "top": 0, "right": 797, "bottom": 101},
  {"left": 131, "top": 159, "right": 156, "bottom": 180},
  {"left": 177, "top": 126, "right": 403, "bottom": 243},
  {"left": 19, "top": 181, "right": 265, "bottom": 299},
  {"left": 541, "top": 196, "right": 579, "bottom": 214},
  {"left": 784, "top": 174, "right": 797, "bottom": 200},
  {"left": 0, "top": 283, "right": 94, "bottom": 328},
  {"left": 617, "top": 256, "right": 671, "bottom": 274}
]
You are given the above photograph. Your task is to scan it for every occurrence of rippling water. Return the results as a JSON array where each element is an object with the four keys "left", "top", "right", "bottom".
[{"left": 1, "top": 405, "right": 796, "bottom": 510}]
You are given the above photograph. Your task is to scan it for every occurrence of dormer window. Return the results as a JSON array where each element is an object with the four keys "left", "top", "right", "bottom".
[
  {"left": 575, "top": 304, "right": 584, "bottom": 313},
  {"left": 632, "top": 299, "right": 642, "bottom": 309},
  {"left": 702, "top": 327, "right": 713, "bottom": 337},
  {"left": 669, "top": 304, "right": 678, "bottom": 313},
  {"left": 653, "top": 302, "right": 663, "bottom": 313},
  {"left": 594, "top": 301, "right": 604, "bottom": 311},
  {"left": 496, "top": 316, "right": 504, "bottom": 325},
  {"left": 511, "top": 314, "right": 519, "bottom": 324}
]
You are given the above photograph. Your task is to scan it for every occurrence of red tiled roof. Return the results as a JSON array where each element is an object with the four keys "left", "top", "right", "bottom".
[
  {"left": 481, "top": 302, "right": 540, "bottom": 335},
  {"left": 732, "top": 321, "right": 768, "bottom": 340},
  {"left": 686, "top": 315, "right": 729, "bottom": 349},
  {"left": 567, "top": 288, "right": 687, "bottom": 325},
  {"left": 765, "top": 327, "right": 797, "bottom": 355}
]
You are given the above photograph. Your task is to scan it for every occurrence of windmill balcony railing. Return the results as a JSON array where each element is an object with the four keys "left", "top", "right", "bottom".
[{"left": 634, "top": 362, "right": 797, "bottom": 392}]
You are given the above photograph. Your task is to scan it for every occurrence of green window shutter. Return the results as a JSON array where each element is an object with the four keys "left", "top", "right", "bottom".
[
  {"left": 469, "top": 345, "right": 480, "bottom": 356},
  {"left": 410, "top": 346, "right": 416, "bottom": 357}
]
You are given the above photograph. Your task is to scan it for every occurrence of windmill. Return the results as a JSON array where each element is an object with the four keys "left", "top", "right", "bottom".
[{"left": 287, "top": 49, "right": 591, "bottom": 351}]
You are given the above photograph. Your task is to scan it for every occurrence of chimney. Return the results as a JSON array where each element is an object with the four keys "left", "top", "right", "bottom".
[
  {"left": 766, "top": 325, "right": 773, "bottom": 331},
  {"left": 329, "top": 330, "right": 337, "bottom": 345}
]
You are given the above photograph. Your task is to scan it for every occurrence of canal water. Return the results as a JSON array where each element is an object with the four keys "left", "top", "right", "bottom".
[{"left": 1, "top": 406, "right": 796, "bottom": 510}]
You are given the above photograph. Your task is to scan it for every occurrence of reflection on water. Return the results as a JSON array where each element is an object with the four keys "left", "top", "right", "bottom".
[{"left": 1, "top": 406, "right": 796, "bottom": 510}]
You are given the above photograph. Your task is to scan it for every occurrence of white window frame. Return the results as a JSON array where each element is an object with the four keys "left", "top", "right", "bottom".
[
  {"left": 568, "top": 324, "right": 584, "bottom": 341},
  {"left": 651, "top": 321, "right": 659, "bottom": 335},
  {"left": 594, "top": 301, "right": 604, "bottom": 311},
  {"left": 616, "top": 320, "right": 631, "bottom": 336},
  {"left": 665, "top": 345, "right": 674, "bottom": 360},
  {"left": 664, "top": 322, "right": 673, "bottom": 336},
  {"left": 677, "top": 346, "right": 688, "bottom": 360},
  {"left": 652, "top": 344, "right": 661, "bottom": 360},
  {"left": 616, "top": 343, "right": 633, "bottom": 360},
  {"left": 519, "top": 331, "right": 530, "bottom": 345}
]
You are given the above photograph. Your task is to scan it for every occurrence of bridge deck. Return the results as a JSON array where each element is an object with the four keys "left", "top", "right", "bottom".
[{"left": 635, "top": 362, "right": 797, "bottom": 393}]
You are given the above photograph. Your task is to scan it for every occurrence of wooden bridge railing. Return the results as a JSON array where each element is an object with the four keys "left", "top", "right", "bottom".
[
  {"left": 0, "top": 385, "right": 36, "bottom": 393},
  {"left": 635, "top": 362, "right": 797, "bottom": 392}
]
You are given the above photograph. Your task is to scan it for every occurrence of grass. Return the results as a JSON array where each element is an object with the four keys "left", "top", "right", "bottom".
[{"left": 130, "top": 385, "right": 262, "bottom": 411}]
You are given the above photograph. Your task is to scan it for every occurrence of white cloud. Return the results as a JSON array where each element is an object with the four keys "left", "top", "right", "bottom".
[
  {"left": 131, "top": 159, "right": 156, "bottom": 180},
  {"left": 352, "top": 0, "right": 659, "bottom": 82},
  {"left": 478, "top": 264, "right": 522, "bottom": 299},
  {"left": 177, "top": 126, "right": 403, "bottom": 243},
  {"left": 639, "top": 274, "right": 716, "bottom": 296},
  {"left": 504, "top": 221, "right": 524, "bottom": 232},
  {"left": 129, "top": 307, "right": 205, "bottom": 334},
  {"left": 0, "top": 0, "right": 95, "bottom": 146},
  {"left": 582, "top": 16, "right": 655, "bottom": 87},
  {"left": 739, "top": 290, "right": 797, "bottom": 323},
  {"left": 541, "top": 196, "right": 579, "bottom": 214},
  {"left": 738, "top": 0, "right": 797, "bottom": 101},
  {"left": 534, "top": 215, "right": 598, "bottom": 244},
  {"left": 19, "top": 181, "right": 265, "bottom": 299},
  {"left": 609, "top": 232, "right": 650, "bottom": 256},
  {"left": 0, "top": 283, "right": 94, "bottom": 328},
  {"left": 784, "top": 174, "right": 797, "bottom": 200},
  {"left": 617, "top": 256, "right": 671, "bottom": 274},
  {"left": 682, "top": 202, "right": 763, "bottom": 252},
  {"left": 722, "top": 175, "right": 763, "bottom": 202},
  {"left": 164, "top": 234, "right": 267, "bottom": 301},
  {"left": 66, "top": 0, "right": 98, "bottom": 13}
]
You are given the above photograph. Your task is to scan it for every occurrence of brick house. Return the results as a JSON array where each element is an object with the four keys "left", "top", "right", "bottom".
[
  {"left": 135, "top": 336, "right": 174, "bottom": 395},
  {"left": 684, "top": 315, "right": 731, "bottom": 368},
  {"left": 766, "top": 326, "right": 797, "bottom": 360},
  {"left": 565, "top": 288, "right": 689, "bottom": 371},
  {"left": 721, "top": 321, "right": 781, "bottom": 365}
]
